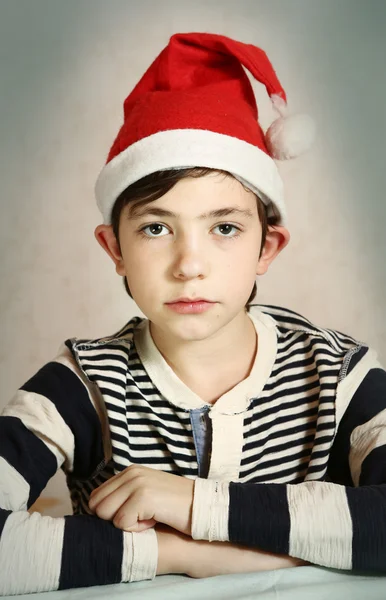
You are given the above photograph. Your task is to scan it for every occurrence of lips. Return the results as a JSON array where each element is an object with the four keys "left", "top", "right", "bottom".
[
  {"left": 167, "top": 298, "right": 213, "bottom": 304},
  {"left": 166, "top": 299, "right": 215, "bottom": 314}
]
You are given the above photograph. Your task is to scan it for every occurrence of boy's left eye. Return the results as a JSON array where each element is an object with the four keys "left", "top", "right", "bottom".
[
  {"left": 138, "top": 222, "right": 242, "bottom": 240},
  {"left": 214, "top": 224, "right": 241, "bottom": 236}
]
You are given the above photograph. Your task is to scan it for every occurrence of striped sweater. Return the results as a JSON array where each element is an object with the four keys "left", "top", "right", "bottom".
[{"left": 1, "top": 304, "right": 386, "bottom": 595}]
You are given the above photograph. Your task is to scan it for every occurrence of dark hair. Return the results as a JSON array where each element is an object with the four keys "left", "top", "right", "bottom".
[{"left": 111, "top": 167, "right": 281, "bottom": 312}]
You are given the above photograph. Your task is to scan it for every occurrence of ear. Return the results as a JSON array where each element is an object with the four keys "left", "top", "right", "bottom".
[
  {"left": 94, "top": 224, "right": 126, "bottom": 276},
  {"left": 256, "top": 226, "right": 290, "bottom": 276}
]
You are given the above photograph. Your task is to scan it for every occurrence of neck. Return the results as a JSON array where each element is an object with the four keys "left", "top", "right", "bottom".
[{"left": 149, "top": 309, "right": 257, "bottom": 382}]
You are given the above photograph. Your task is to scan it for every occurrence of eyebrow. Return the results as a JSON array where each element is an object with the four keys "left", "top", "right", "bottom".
[{"left": 129, "top": 205, "right": 255, "bottom": 221}]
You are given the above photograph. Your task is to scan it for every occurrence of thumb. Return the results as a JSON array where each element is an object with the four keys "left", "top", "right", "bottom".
[{"left": 123, "top": 518, "right": 157, "bottom": 533}]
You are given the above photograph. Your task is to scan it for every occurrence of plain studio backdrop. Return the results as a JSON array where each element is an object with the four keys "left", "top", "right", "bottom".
[{"left": 0, "top": 0, "right": 385, "bottom": 516}]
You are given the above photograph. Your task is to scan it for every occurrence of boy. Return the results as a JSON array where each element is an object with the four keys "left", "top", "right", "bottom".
[{"left": 1, "top": 32, "right": 385, "bottom": 595}]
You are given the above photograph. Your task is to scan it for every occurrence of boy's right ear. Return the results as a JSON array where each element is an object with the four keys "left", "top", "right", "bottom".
[{"left": 94, "top": 225, "right": 126, "bottom": 276}]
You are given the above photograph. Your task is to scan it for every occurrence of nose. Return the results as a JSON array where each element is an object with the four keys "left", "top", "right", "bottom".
[{"left": 171, "top": 235, "right": 208, "bottom": 280}]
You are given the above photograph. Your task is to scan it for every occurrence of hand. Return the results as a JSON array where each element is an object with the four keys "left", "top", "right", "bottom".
[
  {"left": 155, "top": 524, "right": 308, "bottom": 579},
  {"left": 88, "top": 464, "right": 194, "bottom": 535},
  {"left": 185, "top": 538, "right": 308, "bottom": 578}
]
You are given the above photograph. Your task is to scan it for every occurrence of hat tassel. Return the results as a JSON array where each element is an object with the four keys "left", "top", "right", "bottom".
[{"left": 265, "top": 94, "right": 316, "bottom": 160}]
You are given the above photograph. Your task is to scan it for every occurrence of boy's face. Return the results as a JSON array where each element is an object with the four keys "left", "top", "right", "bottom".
[{"left": 95, "top": 173, "right": 289, "bottom": 342}]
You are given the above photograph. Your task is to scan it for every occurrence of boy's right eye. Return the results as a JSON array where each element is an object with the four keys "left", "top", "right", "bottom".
[{"left": 138, "top": 223, "right": 169, "bottom": 238}]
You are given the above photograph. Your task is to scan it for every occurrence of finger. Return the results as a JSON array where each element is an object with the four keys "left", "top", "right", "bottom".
[
  {"left": 117, "top": 519, "right": 157, "bottom": 533},
  {"left": 89, "top": 478, "right": 128, "bottom": 511},
  {"left": 89, "top": 466, "right": 137, "bottom": 509},
  {"left": 91, "top": 481, "right": 136, "bottom": 521},
  {"left": 113, "top": 492, "right": 155, "bottom": 530}
]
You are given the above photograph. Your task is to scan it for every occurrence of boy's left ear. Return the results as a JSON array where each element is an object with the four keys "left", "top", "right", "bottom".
[{"left": 256, "top": 226, "right": 290, "bottom": 276}]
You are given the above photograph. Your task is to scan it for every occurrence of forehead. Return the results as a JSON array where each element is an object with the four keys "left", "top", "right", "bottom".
[
  {"left": 127, "top": 174, "right": 258, "bottom": 221},
  {"left": 129, "top": 204, "right": 255, "bottom": 221}
]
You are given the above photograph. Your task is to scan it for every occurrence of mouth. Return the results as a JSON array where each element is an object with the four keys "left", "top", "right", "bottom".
[
  {"left": 166, "top": 298, "right": 214, "bottom": 304},
  {"left": 165, "top": 299, "right": 215, "bottom": 314}
]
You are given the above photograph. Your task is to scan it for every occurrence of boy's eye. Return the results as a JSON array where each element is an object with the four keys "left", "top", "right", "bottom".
[{"left": 138, "top": 222, "right": 242, "bottom": 240}]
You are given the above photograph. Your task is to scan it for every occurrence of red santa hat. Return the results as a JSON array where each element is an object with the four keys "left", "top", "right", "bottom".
[{"left": 95, "top": 32, "right": 315, "bottom": 226}]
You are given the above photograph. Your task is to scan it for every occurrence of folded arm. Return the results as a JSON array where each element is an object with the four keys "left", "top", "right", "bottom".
[
  {"left": 192, "top": 355, "right": 386, "bottom": 572},
  {"left": 0, "top": 346, "right": 158, "bottom": 595}
]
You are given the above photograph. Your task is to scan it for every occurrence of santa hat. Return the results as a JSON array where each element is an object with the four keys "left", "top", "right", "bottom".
[{"left": 95, "top": 32, "right": 315, "bottom": 226}]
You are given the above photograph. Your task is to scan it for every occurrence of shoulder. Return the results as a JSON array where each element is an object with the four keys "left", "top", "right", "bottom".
[
  {"left": 64, "top": 315, "right": 145, "bottom": 353},
  {"left": 249, "top": 304, "right": 385, "bottom": 422},
  {"left": 62, "top": 315, "right": 146, "bottom": 387},
  {"left": 249, "top": 303, "right": 364, "bottom": 355}
]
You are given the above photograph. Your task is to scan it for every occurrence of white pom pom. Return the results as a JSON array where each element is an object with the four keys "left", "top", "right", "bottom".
[{"left": 265, "top": 94, "right": 316, "bottom": 160}]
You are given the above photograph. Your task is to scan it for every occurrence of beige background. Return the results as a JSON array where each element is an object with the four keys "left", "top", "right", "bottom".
[{"left": 0, "top": 0, "right": 385, "bottom": 516}]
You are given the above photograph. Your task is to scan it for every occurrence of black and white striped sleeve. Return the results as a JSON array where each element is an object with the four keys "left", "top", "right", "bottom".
[
  {"left": 0, "top": 342, "right": 157, "bottom": 595},
  {"left": 191, "top": 346, "right": 386, "bottom": 572}
]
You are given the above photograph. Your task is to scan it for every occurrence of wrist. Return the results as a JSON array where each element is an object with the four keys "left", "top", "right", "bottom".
[{"left": 155, "top": 524, "right": 191, "bottom": 575}]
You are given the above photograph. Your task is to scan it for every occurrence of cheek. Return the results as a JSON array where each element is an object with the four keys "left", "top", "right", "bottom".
[
  {"left": 229, "top": 237, "right": 260, "bottom": 267},
  {"left": 229, "top": 244, "right": 261, "bottom": 285},
  {"left": 124, "top": 250, "right": 161, "bottom": 294},
  {"left": 121, "top": 243, "right": 147, "bottom": 269}
]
